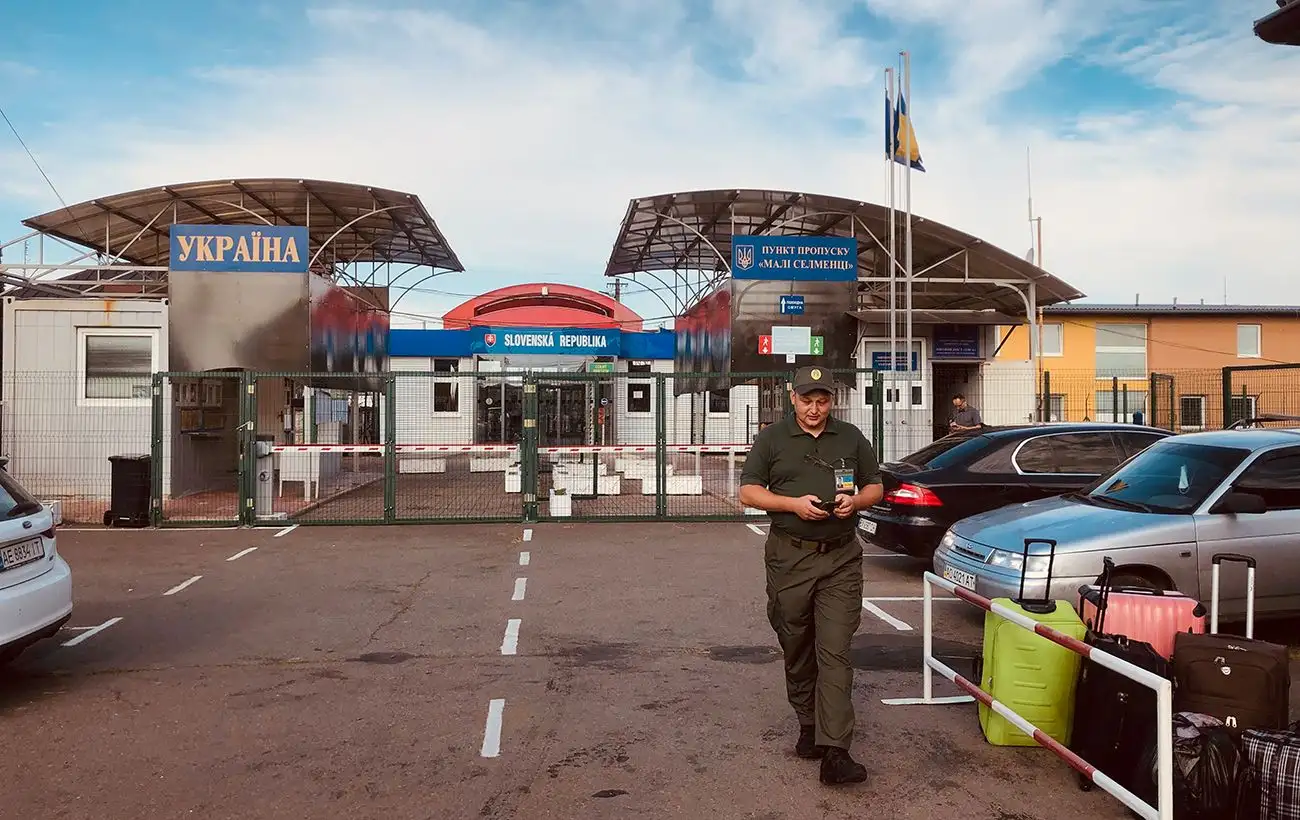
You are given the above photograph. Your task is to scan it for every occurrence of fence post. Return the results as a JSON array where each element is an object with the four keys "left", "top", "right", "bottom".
[
  {"left": 1221, "top": 366, "right": 1234, "bottom": 428},
  {"left": 239, "top": 371, "right": 256, "bottom": 526},
  {"left": 1111, "top": 376, "right": 1119, "bottom": 424},
  {"left": 1042, "top": 370, "right": 1052, "bottom": 422},
  {"left": 150, "top": 373, "right": 164, "bottom": 528},
  {"left": 871, "top": 370, "right": 884, "bottom": 461},
  {"left": 522, "top": 375, "right": 539, "bottom": 522},
  {"left": 383, "top": 372, "right": 397, "bottom": 524},
  {"left": 655, "top": 372, "right": 668, "bottom": 518}
]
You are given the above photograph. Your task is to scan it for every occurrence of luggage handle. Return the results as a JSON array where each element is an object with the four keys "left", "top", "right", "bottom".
[
  {"left": 1210, "top": 553, "right": 1256, "bottom": 638},
  {"left": 1015, "top": 538, "right": 1058, "bottom": 615}
]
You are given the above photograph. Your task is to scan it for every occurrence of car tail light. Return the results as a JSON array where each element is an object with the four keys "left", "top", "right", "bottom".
[
  {"left": 885, "top": 483, "right": 943, "bottom": 507},
  {"left": 42, "top": 524, "right": 57, "bottom": 540}
]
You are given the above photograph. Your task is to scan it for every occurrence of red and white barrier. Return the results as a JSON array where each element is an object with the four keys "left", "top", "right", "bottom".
[
  {"left": 881, "top": 571, "right": 1174, "bottom": 820},
  {"left": 269, "top": 443, "right": 750, "bottom": 455}
]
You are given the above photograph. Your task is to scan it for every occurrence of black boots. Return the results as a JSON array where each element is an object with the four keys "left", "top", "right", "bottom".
[
  {"left": 795, "top": 724, "right": 824, "bottom": 759},
  {"left": 819, "top": 746, "right": 868, "bottom": 785}
]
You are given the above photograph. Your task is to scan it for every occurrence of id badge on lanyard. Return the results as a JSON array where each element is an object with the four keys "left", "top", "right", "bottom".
[{"left": 834, "top": 460, "right": 855, "bottom": 495}]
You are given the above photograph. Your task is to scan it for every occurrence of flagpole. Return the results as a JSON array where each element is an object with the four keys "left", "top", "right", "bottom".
[
  {"left": 886, "top": 66, "right": 898, "bottom": 460},
  {"left": 902, "top": 50, "right": 914, "bottom": 444}
]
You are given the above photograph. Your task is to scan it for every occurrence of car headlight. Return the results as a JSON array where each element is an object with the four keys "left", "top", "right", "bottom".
[
  {"left": 939, "top": 530, "right": 957, "bottom": 550},
  {"left": 986, "top": 548, "right": 1050, "bottom": 576}
]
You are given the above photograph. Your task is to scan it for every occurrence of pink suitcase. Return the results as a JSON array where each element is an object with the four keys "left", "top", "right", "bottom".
[{"left": 1078, "top": 580, "right": 1207, "bottom": 660}]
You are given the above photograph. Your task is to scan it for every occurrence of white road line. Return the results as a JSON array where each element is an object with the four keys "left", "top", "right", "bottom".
[
  {"left": 481, "top": 698, "right": 506, "bottom": 758},
  {"left": 863, "top": 596, "right": 963, "bottom": 602},
  {"left": 226, "top": 547, "right": 258, "bottom": 562},
  {"left": 273, "top": 524, "right": 298, "bottom": 538},
  {"left": 522, "top": 528, "right": 533, "bottom": 542},
  {"left": 512, "top": 578, "right": 527, "bottom": 601},
  {"left": 863, "top": 553, "right": 911, "bottom": 558},
  {"left": 746, "top": 524, "right": 765, "bottom": 536},
  {"left": 164, "top": 575, "right": 203, "bottom": 596},
  {"left": 61, "top": 617, "right": 123, "bottom": 647},
  {"left": 519, "top": 551, "right": 530, "bottom": 566},
  {"left": 501, "top": 618, "right": 521, "bottom": 655},
  {"left": 862, "top": 599, "right": 913, "bottom": 631}
]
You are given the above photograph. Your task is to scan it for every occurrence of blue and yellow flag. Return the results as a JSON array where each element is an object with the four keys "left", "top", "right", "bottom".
[{"left": 886, "top": 92, "right": 925, "bottom": 172}]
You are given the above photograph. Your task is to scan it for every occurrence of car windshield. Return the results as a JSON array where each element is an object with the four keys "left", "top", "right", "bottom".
[
  {"left": 897, "top": 434, "right": 993, "bottom": 470},
  {"left": 1076, "top": 441, "right": 1252, "bottom": 514}
]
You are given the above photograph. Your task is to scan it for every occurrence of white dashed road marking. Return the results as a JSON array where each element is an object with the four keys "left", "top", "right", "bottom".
[
  {"left": 226, "top": 547, "right": 258, "bottom": 561},
  {"left": 500, "top": 619, "right": 521, "bottom": 655},
  {"left": 519, "top": 551, "right": 530, "bottom": 566},
  {"left": 746, "top": 524, "right": 765, "bottom": 536},
  {"left": 512, "top": 578, "right": 527, "bottom": 601},
  {"left": 481, "top": 699, "right": 506, "bottom": 758},
  {"left": 164, "top": 575, "right": 203, "bottom": 596},
  {"left": 61, "top": 617, "right": 123, "bottom": 647},
  {"left": 862, "top": 599, "right": 913, "bottom": 631},
  {"left": 274, "top": 524, "right": 298, "bottom": 538},
  {"left": 522, "top": 528, "right": 533, "bottom": 541}
]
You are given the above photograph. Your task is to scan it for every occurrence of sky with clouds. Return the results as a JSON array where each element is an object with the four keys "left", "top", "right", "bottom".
[{"left": 2, "top": 0, "right": 1298, "bottom": 327}]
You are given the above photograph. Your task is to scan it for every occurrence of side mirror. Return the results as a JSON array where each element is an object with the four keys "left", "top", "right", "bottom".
[{"left": 1211, "top": 491, "right": 1268, "bottom": 515}]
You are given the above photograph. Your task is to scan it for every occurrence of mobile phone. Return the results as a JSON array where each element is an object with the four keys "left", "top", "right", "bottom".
[{"left": 815, "top": 499, "right": 838, "bottom": 512}]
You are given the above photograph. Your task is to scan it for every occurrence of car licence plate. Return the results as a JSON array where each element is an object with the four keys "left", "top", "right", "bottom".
[
  {"left": 0, "top": 538, "right": 44, "bottom": 571},
  {"left": 858, "top": 518, "right": 877, "bottom": 536},
  {"left": 943, "top": 565, "right": 976, "bottom": 590}
]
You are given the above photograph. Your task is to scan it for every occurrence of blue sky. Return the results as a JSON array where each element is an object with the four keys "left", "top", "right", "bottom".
[{"left": 3, "top": 0, "right": 1300, "bottom": 325}]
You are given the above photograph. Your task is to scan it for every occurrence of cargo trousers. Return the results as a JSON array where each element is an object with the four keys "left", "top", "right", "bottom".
[{"left": 764, "top": 528, "right": 864, "bottom": 750}]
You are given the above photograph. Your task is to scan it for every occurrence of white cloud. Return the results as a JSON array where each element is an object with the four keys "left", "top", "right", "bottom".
[{"left": 3, "top": 0, "right": 1300, "bottom": 323}]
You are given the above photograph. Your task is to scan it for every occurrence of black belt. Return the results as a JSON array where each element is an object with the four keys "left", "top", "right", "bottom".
[{"left": 775, "top": 529, "right": 857, "bottom": 554}]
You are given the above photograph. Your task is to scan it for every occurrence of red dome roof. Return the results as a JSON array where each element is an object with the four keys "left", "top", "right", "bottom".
[{"left": 442, "top": 283, "right": 643, "bottom": 331}]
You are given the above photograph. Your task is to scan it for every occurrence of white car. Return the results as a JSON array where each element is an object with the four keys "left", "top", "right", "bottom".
[{"left": 0, "top": 467, "right": 72, "bottom": 664}]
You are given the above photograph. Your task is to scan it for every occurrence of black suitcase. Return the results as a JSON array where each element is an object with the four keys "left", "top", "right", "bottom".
[
  {"left": 1069, "top": 557, "right": 1172, "bottom": 796},
  {"left": 1172, "top": 553, "right": 1290, "bottom": 734}
]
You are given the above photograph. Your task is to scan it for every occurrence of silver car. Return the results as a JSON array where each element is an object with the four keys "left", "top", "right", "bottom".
[{"left": 933, "top": 426, "right": 1300, "bottom": 620}]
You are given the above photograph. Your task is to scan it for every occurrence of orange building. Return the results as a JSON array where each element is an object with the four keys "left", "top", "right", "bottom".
[{"left": 994, "top": 303, "right": 1300, "bottom": 430}]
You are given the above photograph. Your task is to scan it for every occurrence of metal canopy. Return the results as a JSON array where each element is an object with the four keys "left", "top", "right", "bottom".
[
  {"left": 848, "top": 309, "right": 1023, "bottom": 326},
  {"left": 18, "top": 177, "right": 465, "bottom": 271},
  {"left": 1256, "top": 0, "right": 1300, "bottom": 45},
  {"left": 602, "top": 188, "right": 1085, "bottom": 317}
]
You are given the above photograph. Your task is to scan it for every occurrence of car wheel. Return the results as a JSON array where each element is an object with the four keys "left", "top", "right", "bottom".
[{"left": 1106, "top": 570, "right": 1171, "bottom": 592}]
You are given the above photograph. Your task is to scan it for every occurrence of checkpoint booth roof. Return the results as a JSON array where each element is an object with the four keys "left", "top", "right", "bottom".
[
  {"left": 601, "top": 188, "right": 1084, "bottom": 320},
  {"left": 10, "top": 177, "right": 465, "bottom": 299},
  {"left": 1256, "top": 0, "right": 1300, "bottom": 44}
]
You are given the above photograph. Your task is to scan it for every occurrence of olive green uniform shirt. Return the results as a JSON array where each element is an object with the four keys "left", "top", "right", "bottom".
[{"left": 740, "top": 414, "right": 883, "bottom": 540}]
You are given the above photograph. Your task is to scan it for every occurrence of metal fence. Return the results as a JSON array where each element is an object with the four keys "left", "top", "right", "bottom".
[
  {"left": 8, "top": 364, "right": 1296, "bottom": 527},
  {"left": 143, "top": 368, "right": 883, "bottom": 527}
]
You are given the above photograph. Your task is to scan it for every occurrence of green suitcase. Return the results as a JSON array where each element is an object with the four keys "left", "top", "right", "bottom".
[{"left": 977, "top": 538, "right": 1086, "bottom": 747}]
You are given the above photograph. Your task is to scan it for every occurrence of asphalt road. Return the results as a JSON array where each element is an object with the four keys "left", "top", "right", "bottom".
[{"left": 4, "top": 520, "right": 1283, "bottom": 820}]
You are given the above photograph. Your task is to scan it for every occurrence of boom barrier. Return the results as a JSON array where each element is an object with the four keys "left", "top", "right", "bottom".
[{"left": 881, "top": 571, "right": 1174, "bottom": 820}]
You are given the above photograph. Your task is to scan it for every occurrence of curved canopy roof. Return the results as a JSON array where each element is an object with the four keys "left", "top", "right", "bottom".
[
  {"left": 603, "top": 188, "right": 1084, "bottom": 317},
  {"left": 1256, "top": 0, "right": 1300, "bottom": 45},
  {"left": 442, "top": 282, "right": 644, "bottom": 330},
  {"left": 21, "top": 177, "right": 465, "bottom": 271}
]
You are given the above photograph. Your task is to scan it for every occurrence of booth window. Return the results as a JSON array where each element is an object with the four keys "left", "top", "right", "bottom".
[
  {"left": 626, "top": 382, "right": 651, "bottom": 413},
  {"left": 627, "top": 360, "right": 653, "bottom": 374},
  {"left": 708, "top": 389, "right": 730, "bottom": 414},
  {"left": 433, "top": 358, "right": 459, "bottom": 413},
  {"left": 77, "top": 327, "right": 158, "bottom": 407}
]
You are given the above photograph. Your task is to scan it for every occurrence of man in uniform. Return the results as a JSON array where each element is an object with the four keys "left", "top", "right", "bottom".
[
  {"left": 738, "top": 366, "right": 884, "bottom": 786},
  {"left": 948, "top": 393, "right": 983, "bottom": 433}
]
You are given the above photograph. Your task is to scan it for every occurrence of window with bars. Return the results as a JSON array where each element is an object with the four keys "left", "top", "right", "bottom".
[{"left": 1179, "top": 395, "right": 1206, "bottom": 430}]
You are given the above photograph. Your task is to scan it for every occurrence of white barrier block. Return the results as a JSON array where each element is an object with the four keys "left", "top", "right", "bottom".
[
  {"left": 549, "top": 490, "right": 571, "bottom": 517},
  {"left": 471, "top": 456, "right": 512, "bottom": 472},
  {"left": 399, "top": 456, "right": 448, "bottom": 474},
  {"left": 597, "top": 474, "right": 621, "bottom": 496},
  {"left": 505, "top": 466, "right": 521, "bottom": 494},
  {"left": 665, "top": 475, "right": 703, "bottom": 495}
]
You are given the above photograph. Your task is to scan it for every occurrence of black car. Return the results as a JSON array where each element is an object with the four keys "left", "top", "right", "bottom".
[{"left": 858, "top": 422, "right": 1175, "bottom": 558}]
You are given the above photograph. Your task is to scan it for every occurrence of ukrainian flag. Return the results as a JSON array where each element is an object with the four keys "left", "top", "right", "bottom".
[{"left": 886, "top": 92, "right": 925, "bottom": 172}]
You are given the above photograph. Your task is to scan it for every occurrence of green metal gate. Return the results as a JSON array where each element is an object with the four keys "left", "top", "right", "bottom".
[{"left": 148, "top": 368, "right": 883, "bottom": 527}]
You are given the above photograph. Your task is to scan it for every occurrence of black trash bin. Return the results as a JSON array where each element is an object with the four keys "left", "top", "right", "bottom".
[{"left": 105, "top": 453, "right": 152, "bottom": 528}]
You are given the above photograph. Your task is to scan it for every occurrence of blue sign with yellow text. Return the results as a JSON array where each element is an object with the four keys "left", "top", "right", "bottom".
[
  {"left": 731, "top": 235, "right": 858, "bottom": 281},
  {"left": 470, "top": 326, "right": 621, "bottom": 357},
  {"left": 170, "top": 224, "right": 310, "bottom": 273}
]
